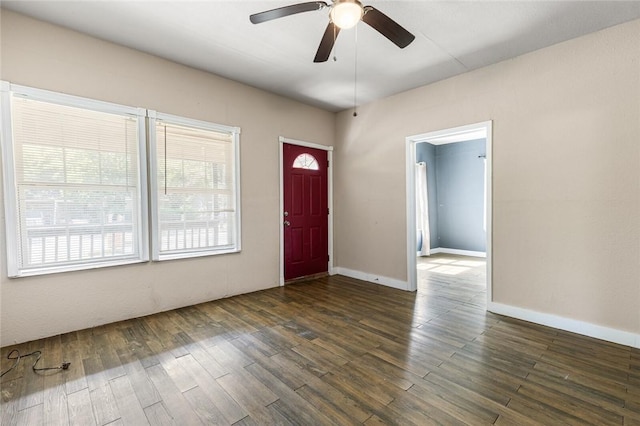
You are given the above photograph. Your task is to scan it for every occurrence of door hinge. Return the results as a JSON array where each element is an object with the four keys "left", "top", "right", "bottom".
[
  {"left": 327, "top": 255, "right": 330, "bottom": 262},
  {"left": 327, "top": 160, "right": 330, "bottom": 168},
  {"left": 327, "top": 208, "right": 330, "bottom": 215}
]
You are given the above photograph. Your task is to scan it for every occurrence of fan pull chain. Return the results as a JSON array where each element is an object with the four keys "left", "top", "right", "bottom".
[{"left": 353, "top": 24, "right": 358, "bottom": 117}]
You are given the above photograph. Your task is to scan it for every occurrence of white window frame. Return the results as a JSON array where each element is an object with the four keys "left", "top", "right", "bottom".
[
  {"left": 148, "top": 110, "right": 241, "bottom": 261},
  {"left": 0, "top": 82, "right": 149, "bottom": 277}
]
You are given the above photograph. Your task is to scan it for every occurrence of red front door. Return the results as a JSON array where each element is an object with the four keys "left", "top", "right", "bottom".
[{"left": 283, "top": 143, "right": 328, "bottom": 280}]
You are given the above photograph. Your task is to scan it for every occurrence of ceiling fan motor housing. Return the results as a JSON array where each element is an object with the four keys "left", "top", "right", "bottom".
[{"left": 330, "top": 0, "right": 364, "bottom": 29}]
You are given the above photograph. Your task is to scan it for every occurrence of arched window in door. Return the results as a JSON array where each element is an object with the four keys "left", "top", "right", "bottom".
[{"left": 292, "top": 153, "right": 319, "bottom": 170}]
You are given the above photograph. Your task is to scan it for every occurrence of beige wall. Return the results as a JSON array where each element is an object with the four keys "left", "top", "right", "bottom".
[
  {"left": 335, "top": 19, "right": 640, "bottom": 335},
  {"left": 0, "top": 10, "right": 335, "bottom": 346}
]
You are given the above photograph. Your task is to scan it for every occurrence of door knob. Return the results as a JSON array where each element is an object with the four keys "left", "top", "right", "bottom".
[{"left": 283, "top": 220, "right": 291, "bottom": 226}]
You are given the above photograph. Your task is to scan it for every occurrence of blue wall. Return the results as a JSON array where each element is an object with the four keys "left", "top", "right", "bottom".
[{"left": 416, "top": 139, "right": 486, "bottom": 252}]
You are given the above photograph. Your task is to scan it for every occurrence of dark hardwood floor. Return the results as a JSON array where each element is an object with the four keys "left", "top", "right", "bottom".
[{"left": 1, "top": 254, "right": 639, "bottom": 425}]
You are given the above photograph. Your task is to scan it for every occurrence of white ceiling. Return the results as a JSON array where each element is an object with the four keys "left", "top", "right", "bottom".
[{"left": 3, "top": 1, "right": 640, "bottom": 112}]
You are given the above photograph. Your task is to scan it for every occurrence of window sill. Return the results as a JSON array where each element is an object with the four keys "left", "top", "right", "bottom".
[
  {"left": 153, "top": 247, "right": 240, "bottom": 262},
  {"left": 9, "top": 257, "right": 149, "bottom": 278}
]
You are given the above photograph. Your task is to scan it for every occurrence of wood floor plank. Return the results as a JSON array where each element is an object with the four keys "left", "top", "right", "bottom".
[
  {"left": 253, "top": 350, "right": 310, "bottom": 390},
  {"left": 175, "top": 354, "right": 246, "bottom": 424},
  {"left": 113, "top": 346, "right": 162, "bottom": 409},
  {"left": 215, "top": 298, "right": 280, "bottom": 330},
  {"left": 17, "top": 341, "right": 45, "bottom": 411},
  {"left": 67, "top": 388, "right": 97, "bottom": 426},
  {"left": 180, "top": 338, "right": 228, "bottom": 379},
  {"left": 42, "top": 335, "right": 69, "bottom": 426},
  {"left": 540, "top": 348, "right": 630, "bottom": 385},
  {"left": 308, "top": 336, "right": 369, "bottom": 360},
  {"left": 435, "top": 355, "right": 519, "bottom": 405},
  {"left": 408, "top": 373, "right": 500, "bottom": 425},
  {"left": 94, "top": 332, "right": 126, "bottom": 381},
  {"left": 295, "top": 383, "right": 371, "bottom": 424},
  {"left": 245, "top": 362, "right": 335, "bottom": 425},
  {"left": 275, "top": 345, "right": 335, "bottom": 378},
  {"left": 83, "top": 354, "right": 121, "bottom": 424},
  {"left": 83, "top": 356, "right": 110, "bottom": 391},
  {"left": 150, "top": 342, "right": 197, "bottom": 394},
  {"left": 526, "top": 365, "right": 626, "bottom": 409},
  {"left": 237, "top": 404, "right": 295, "bottom": 425},
  {"left": 2, "top": 254, "right": 639, "bottom": 425},
  {"left": 290, "top": 340, "right": 349, "bottom": 372},
  {"left": 143, "top": 402, "right": 175, "bottom": 426},
  {"left": 88, "top": 384, "right": 120, "bottom": 425},
  {"left": 280, "top": 320, "right": 320, "bottom": 341},
  {"left": 514, "top": 380, "right": 624, "bottom": 425},
  {"left": 408, "top": 322, "right": 469, "bottom": 349},
  {"left": 367, "top": 342, "right": 439, "bottom": 377},
  {"left": 354, "top": 352, "right": 422, "bottom": 391},
  {"left": 270, "top": 347, "right": 372, "bottom": 422},
  {"left": 505, "top": 394, "right": 587, "bottom": 425},
  {"left": 231, "top": 332, "right": 282, "bottom": 359},
  {"left": 386, "top": 390, "right": 466, "bottom": 426},
  {"left": 263, "top": 323, "right": 312, "bottom": 348},
  {"left": 215, "top": 367, "right": 278, "bottom": 411},
  {"left": 117, "top": 329, "right": 160, "bottom": 370},
  {"left": 63, "top": 337, "right": 90, "bottom": 396},
  {"left": 109, "top": 375, "right": 149, "bottom": 426},
  {"left": 0, "top": 377, "right": 21, "bottom": 426},
  {"left": 182, "top": 386, "right": 227, "bottom": 424},
  {"left": 411, "top": 365, "right": 540, "bottom": 426},
  {"left": 474, "top": 330, "right": 548, "bottom": 359},
  {"left": 321, "top": 368, "right": 398, "bottom": 408},
  {"left": 533, "top": 356, "right": 630, "bottom": 400},
  {"left": 15, "top": 403, "right": 44, "bottom": 426},
  {"left": 319, "top": 372, "right": 417, "bottom": 426},
  {"left": 457, "top": 340, "right": 537, "bottom": 379},
  {"left": 142, "top": 316, "right": 189, "bottom": 359},
  {"left": 144, "top": 364, "right": 202, "bottom": 425},
  {"left": 196, "top": 304, "right": 259, "bottom": 340},
  {"left": 205, "top": 340, "right": 254, "bottom": 372}
]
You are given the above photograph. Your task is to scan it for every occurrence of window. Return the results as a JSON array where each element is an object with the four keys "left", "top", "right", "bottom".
[
  {"left": 148, "top": 111, "right": 241, "bottom": 260},
  {"left": 1, "top": 83, "right": 148, "bottom": 277},
  {"left": 1, "top": 83, "right": 242, "bottom": 275},
  {"left": 292, "top": 153, "right": 319, "bottom": 170}
]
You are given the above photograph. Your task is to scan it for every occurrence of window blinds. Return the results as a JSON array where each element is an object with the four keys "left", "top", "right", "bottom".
[
  {"left": 8, "top": 94, "right": 145, "bottom": 274},
  {"left": 153, "top": 119, "right": 239, "bottom": 258}
]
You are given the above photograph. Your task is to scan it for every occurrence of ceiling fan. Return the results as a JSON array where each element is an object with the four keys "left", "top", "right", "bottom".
[{"left": 250, "top": 0, "right": 415, "bottom": 63}]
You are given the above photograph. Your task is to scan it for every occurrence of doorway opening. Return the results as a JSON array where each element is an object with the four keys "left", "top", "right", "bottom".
[
  {"left": 279, "top": 137, "right": 334, "bottom": 286},
  {"left": 405, "top": 121, "right": 492, "bottom": 306}
]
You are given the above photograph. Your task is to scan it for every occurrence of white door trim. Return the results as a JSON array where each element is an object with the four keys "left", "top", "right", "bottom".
[
  {"left": 279, "top": 137, "right": 334, "bottom": 286},
  {"left": 405, "top": 120, "right": 493, "bottom": 306}
]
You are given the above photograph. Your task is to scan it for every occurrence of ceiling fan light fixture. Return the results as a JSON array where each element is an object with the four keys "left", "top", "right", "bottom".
[{"left": 330, "top": 0, "right": 363, "bottom": 29}]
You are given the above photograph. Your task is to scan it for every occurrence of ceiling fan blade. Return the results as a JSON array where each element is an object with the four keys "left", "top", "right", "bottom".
[
  {"left": 314, "top": 22, "right": 340, "bottom": 63},
  {"left": 361, "top": 6, "right": 415, "bottom": 48},
  {"left": 250, "top": 1, "right": 328, "bottom": 24}
]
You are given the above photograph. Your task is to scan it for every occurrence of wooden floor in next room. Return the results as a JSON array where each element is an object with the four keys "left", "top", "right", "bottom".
[{"left": 1, "top": 253, "right": 639, "bottom": 425}]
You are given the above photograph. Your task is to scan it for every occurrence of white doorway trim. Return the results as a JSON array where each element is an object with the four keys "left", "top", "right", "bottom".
[
  {"left": 279, "top": 136, "right": 334, "bottom": 286},
  {"left": 405, "top": 121, "right": 493, "bottom": 305}
]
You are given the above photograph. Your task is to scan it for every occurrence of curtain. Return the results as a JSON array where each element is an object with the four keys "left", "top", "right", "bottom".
[{"left": 416, "top": 162, "right": 430, "bottom": 256}]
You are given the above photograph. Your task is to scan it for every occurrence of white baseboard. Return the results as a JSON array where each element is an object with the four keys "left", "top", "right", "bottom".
[
  {"left": 333, "top": 267, "right": 410, "bottom": 291},
  {"left": 488, "top": 301, "right": 640, "bottom": 349},
  {"left": 426, "top": 247, "right": 486, "bottom": 258}
]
